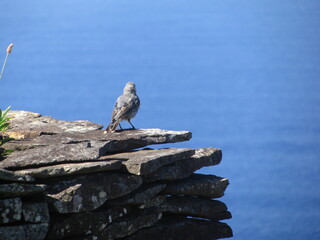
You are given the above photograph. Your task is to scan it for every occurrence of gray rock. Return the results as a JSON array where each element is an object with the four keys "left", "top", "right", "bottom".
[
  {"left": 7, "top": 110, "right": 102, "bottom": 138},
  {"left": 0, "top": 169, "right": 35, "bottom": 182},
  {"left": 6, "top": 131, "right": 109, "bottom": 150},
  {"left": 3, "top": 124, "right": 191, "bottom": 155},
  {"left": 162, "top": 174, "right": 229, "bottom": 198},
  {"left": 144, "top": 148, "right": 222, "bottom": 182},
  {"left": 100, "top": 207, "right": 162, "bottom": 239},
  {"left": 107, "top": 184, "right": 166, "bottom": 205},
  {"left": 1, "top": 132, "right": 99, "bottom": 152},
  {"left": 22, "top": 201, "right": 50, "bottom": 223},
  {"left": 0, "top": 141, "right": 107, "bottom": 170},
  {"left": 100, "top": 148, "right": 195, "bottom": 175},
  {"left": 0, "top": 197, "right": 22, "bottom": 224},
  {"left": 160, "top": 196, "right": 231, "bottom": 221},
  {"left": 7, "top": 110, "right": 191, "bottom": 145},
  {"left": 103, "top": 128, "right": 192, "bottom": 152},
  {"left": 0, "top": 223, "right": 48, "bottom": 240},
  {"left": 15, "top": 160, "right": 122, "bottom": 178},
  {"left": 1, "top": 129, "right": 192, "bottom": 170},
  {"left": 47, "top": 206, "right": 131, "bottom": 239},
  {"left": 0, "top": 183, "right": 46, "bottom": 198},
  {"left": 63, "top": 235, "right": 99, "bottom": 240},
  {"left": 0, "top": 110, "right": 233, "bottom": 240},
  {"left": 138, "top": 196, "right": 167, "bottom": 209},
  {"left": 124, "top": 217, "right": 233, "bottom": 240},
  {"left": 46, "top": 172, "right": 142, "bottom": 213}
]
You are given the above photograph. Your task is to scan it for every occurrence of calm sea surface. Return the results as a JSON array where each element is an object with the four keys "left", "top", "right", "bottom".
[{"left": 1, "top": 1, "right": 320, "bottom": 239}]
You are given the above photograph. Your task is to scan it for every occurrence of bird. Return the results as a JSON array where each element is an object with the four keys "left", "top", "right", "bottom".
[{"left": 105, "top": 82, "right": 140, "bottom": 133}]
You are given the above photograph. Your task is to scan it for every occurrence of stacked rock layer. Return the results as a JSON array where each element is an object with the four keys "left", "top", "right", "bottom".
[{"left": 0, "top": 111, "right": 232, "bottom": 240}]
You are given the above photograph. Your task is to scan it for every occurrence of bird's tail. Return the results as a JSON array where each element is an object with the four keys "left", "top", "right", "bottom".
[{"left": 105, "top": 119, "right": 121, "bottom": 133}]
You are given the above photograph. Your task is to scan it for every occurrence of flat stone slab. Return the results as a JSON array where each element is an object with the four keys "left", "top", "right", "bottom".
[
  {"left": 0, "top": 197, "right": 22, "bottom": 224},
  {"left": 7, "top": 110, "right": 192, "bottom": 144},
  {"left": 50, "top": 208, "right": 160, "bottom": 240},
  {"left": 3, "top": 128, "right": 191, "bottom": 153},
  {"left": 144, "top": 148, "right": 222, "bottom": 182},
  {"left": 100, "top": 207, "right": 162, "bottom": 240},
  {"left": 139, "top": 196, "right": 167, "bottom": 209},
  {"left": 108, "top": 184, "right": 166, "bottom": 206},
  {"left": 0, "top": 141, "right": 107, "bottom": 170},
  {"left": 124, "top": 217, "right": 233, "bottom": 240},
  {"left": 47, "top": 206, "right": 131, "bottom": 239},
  {"left": 100, "top": 148, "right": 195, "bottom": 175},
  {"left": 7, "top": 110, "right": 103, "bottom": 138},
  {"left": 0, "top": 183, "right": 46, "bottom": 198},
  {"left": 46, "top": 172, "right": 142, "bottom": 213},
  {"left": 102, "top": 128, "right": 192, "bottom": 152},
  {"left": 162, "top": 173, "right": 229, "bottom": 198},
  {"left": 1, "top": 128, "right": 192, "bottom": 170},
  {"left": 0, "top": 169, "right": 34, "bottom": 182},
  {"left": 160, "top": 196, "right": 231, "bottom": 221},
  {"left": 15, "top": 160, "right": 122, "bottom": 178},
  {"left": 0, "top": 223, "right": 48, "bottom": 240}
]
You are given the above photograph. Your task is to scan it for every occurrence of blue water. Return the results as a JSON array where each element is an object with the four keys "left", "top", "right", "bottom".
[{"left": 1, "top": 1, "right": 320, "bottom": 239}]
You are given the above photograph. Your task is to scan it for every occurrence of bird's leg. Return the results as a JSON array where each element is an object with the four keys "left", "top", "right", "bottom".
[
  {"left": 128, "top": 119, "right": 136, "bottom": 129},
  {"left": 119, "top": 123, "right": 123, "bottom": 130}
]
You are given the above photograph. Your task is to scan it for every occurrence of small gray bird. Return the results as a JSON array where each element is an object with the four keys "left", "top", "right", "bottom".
[{"left": 105, "top": 82, "right": 140, "bottom": 133}]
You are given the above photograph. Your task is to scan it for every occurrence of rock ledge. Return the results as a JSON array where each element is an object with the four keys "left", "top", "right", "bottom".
[{"left": 0, "top": 111, "right": 232, "bottom": 240}]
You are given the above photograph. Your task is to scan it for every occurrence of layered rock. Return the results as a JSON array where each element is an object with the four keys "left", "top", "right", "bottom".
[
  {"left": 0, "top": 111, "right": 232, "bottom": 240},
  {"left": 46, "top": 172, "right": 143, "bottom": 214},
  {"left": 124, "top": 217, "right": 233, "bottom": 240},
  {"left": 99, "top": 148, "right": 195, "bottom": 175},
  {"left": 162, "top": 173, "right": 229, "bottom": 198},
  {"left": 0, "top": 168, "right": 35, "bottom": 182}
]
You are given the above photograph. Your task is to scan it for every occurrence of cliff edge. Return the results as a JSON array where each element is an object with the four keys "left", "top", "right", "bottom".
[{"left": 0, "top": 111, "right": 232, "bottom": 240}]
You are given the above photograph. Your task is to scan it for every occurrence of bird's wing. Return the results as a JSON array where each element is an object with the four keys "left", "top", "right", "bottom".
[
  {"left": 110, "top": 95, "right": 122, "bottom": 120},
  {"left": 105, "top": 96, "right": 123, "bottom": 132},
  {"left": 114, "top": 95, "right": 136, "bottom": 120}
]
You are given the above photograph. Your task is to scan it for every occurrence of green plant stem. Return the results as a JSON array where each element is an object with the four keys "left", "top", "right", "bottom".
[{"left": 0, "top": 52, "right": 9, "bottom": 81}]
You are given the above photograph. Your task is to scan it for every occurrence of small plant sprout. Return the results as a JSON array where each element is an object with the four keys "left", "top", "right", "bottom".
[
  {"left": 0, "top": 106, "right": 12, "bottom": 134},
  {"left": 0, "top": 43, "right": 14, "bottom": 81},
  {"left": 0, "top": 106, "right": 14, "bottom": 156}
]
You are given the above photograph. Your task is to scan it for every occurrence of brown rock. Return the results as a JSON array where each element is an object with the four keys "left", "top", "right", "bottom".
[
  {"left": 144, "top": 148, "right": 222, "bottom": 182},
  {"left": 162, "top": 174, "right": 229, "bottom": 198},
  {"left": 100, "top": 148, "right": 195, "bottom": 175},
  {"left": 46, "top": 172, "right": 142, "bottom": 213}
]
